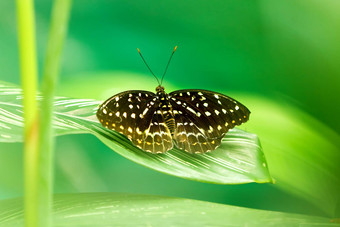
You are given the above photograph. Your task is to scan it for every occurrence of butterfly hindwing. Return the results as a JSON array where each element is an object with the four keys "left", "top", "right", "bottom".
[
  {"left": 169, "top": 89, "right": 250, "bottom": 153},
  {"left": 140, "top": 110, "right": 173, "bottom": 153},
  {"left": 172, "top": 111, "right": 222, "bottom": 153}
]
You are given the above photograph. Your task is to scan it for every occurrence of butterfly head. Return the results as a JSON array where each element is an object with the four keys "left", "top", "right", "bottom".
[{"left": 156, "top": 85, "right": 165, "bottom": 94}]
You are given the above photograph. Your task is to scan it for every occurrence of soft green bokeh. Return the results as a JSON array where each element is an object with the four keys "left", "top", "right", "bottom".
[{"left": 0, "top": 0, "right": 339, "bottom": 220}]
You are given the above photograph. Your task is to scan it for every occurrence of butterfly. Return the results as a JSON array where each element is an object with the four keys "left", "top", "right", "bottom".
[{"left": 96, "top": 46, "right": 250, "bottom": 154}]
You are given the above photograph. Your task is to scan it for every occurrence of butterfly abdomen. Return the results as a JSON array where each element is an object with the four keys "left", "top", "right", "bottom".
[
  {"left": 163, "top": 113, "right": 175, "bottom": 135},
  {"left": 158, "top": 95, "right": 176, "bottom": 135}
]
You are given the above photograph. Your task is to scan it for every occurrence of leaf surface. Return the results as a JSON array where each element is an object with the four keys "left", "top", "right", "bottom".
[{"left": 0, "top": 81, "right": 272, "bottom": 184}]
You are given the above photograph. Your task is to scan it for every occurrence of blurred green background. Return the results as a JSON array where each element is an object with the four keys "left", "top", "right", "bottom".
[{"left": 0, "top": 0, "right": 339, "bottom": 218}]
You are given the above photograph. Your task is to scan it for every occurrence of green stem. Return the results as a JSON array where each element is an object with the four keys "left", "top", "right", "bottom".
[
  {"left": 16, "top": 0, "right": 72, "bottom": 226},
  {"left": 38, "top": 0, "right": 72, "bottom": 226},
  {"left": 15, "top": 0, "right": 39, "bottom": 226}
]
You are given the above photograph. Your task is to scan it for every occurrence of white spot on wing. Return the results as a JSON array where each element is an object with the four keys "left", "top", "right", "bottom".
[
  {"left": 186, "top": 107, "right": 196, "bottom": 114},
  {"left": 143, "top": 108, "right": 149, "bottom": 115}
]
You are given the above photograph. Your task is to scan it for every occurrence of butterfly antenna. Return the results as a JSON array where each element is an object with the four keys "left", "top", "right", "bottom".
[
  {"left": 137, "top": 48, "right": 161, "bottom": 85},
  {"left": 160, "top": 46, "right": 177, "bottom": 85}
]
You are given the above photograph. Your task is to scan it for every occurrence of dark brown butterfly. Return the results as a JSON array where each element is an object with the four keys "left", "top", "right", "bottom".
[{"left": 97, "top": 47, "right": 250, "bottom": 154}]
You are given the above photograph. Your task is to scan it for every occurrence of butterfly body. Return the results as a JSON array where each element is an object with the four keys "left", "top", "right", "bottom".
[
  {"left": 155, "top": 86, "right": 176, "bottom": 135},
  {"left": 97, "top": 85, "right": 250, "bottom": 154}
]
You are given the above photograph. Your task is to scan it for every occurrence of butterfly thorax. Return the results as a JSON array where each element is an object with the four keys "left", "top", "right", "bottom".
[{"left": 156, "top": 86, "right": 175, "bottom": 135}]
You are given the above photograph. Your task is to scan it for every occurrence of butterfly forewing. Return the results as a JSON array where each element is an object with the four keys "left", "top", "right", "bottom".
[
  {"left": 173, "top": 110, "right": 222, "bottom": 153},
  {"left": 169, "top": 89, "right": 250, "bottom": 153},
  {"left": 96, "top": 90, "right": 174, "bottom": 153}
]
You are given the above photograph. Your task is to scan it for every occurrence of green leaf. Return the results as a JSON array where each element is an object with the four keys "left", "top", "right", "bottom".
[
  {"left": 0, "top": 193, "right": 337, "bottom": 226},
  {"left": 240, "top": 95, "right": 340, "bottom": 217},
  {"left": 0, "top": 81, "right": 272, "bottom": 184},
  {"left": 55, "top": 72, "right": 340, "bottom": 217}
]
